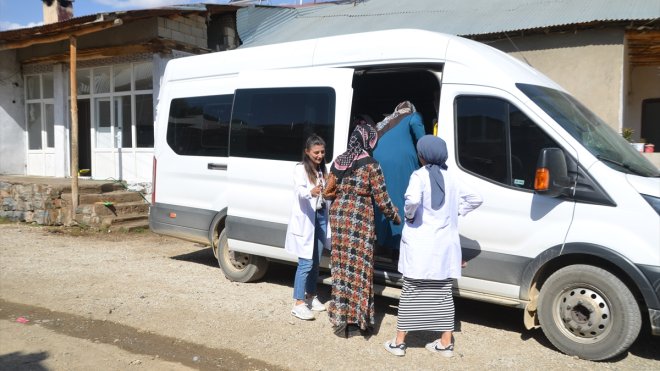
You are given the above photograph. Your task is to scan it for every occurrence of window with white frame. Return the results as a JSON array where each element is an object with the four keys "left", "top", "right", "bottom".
[
  {"left": 25, "top": 73, "right": 55, "bottom": 150},
  {"left": 75, "top": 61, "right": 154, "bottom": 149}
]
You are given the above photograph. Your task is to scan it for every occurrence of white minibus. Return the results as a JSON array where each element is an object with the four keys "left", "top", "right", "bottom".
[{"left": 149, "top": 29, "right": 660, "bottom": 361}]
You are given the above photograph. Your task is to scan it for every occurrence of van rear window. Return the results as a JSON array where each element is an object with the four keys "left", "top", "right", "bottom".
[
  {"left": 167, "top": 94, "right": 233, "bottom": 156},
  {"left": 230, "top": 87, "right": 335, "bottom": 161}
]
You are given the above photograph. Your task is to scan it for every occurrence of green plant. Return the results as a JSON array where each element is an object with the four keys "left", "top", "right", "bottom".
[{"left": 621, "top": 128, "right": 634, "bottom": 142}]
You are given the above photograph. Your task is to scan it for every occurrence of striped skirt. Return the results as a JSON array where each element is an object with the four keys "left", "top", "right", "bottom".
[{"left": 396, "top": 277, "right": 455, "bottom": 332}]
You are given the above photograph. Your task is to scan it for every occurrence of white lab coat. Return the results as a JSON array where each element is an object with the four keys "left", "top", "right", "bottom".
[
  {"left": 398, "top": 167, "right": 482, "bottom": 280},
  {"left": 284, "top": 163, "right": 330, "bottom": 259}
]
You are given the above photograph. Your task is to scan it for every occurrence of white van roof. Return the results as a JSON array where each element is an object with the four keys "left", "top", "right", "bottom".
[{"left": 163, "top": 28, "right": 563, "bottom": 93}]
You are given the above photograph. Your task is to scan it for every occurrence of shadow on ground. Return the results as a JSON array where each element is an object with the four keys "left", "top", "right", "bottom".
[
  {"left": 0, "top": 300, "right": 284, "bottom": 371},
  {"left": 170, "top": 246, "right": 660, "bottom": 362},
  {"left": 0, "top": 351, "right": 49, "bottom": 371}
]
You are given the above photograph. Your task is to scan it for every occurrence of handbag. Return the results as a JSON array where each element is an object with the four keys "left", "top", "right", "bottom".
[{"left": 322, "top": 173, "right": 338, "bottom": 200}]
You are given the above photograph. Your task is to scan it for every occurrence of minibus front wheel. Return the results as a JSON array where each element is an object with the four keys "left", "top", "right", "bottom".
[
  {"left": 538, "top": 264, "right": 641, "bottom": 360},
  {"left": 216, "top": 228, "right": 268, "bottom": 283}
]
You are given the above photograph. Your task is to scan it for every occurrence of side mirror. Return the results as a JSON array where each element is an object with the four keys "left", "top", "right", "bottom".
[{"left": 534, "top": 148, "right": 571, "bottom": 197}]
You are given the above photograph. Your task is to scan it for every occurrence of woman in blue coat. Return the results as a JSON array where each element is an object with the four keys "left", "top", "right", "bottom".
[{"left": 372, "top": 101, "right": 426, "bottom": 256}]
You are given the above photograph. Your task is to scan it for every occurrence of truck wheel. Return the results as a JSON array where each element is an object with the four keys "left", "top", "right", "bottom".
[
  {"left": 211, "top": 226, "right": 220, "bottom": 260},
  {"left": 216, "top": 228, "right": 268, "bottom": 282},
  {"left": 538, "top": 264, "right": 641, "bottom": 360}
]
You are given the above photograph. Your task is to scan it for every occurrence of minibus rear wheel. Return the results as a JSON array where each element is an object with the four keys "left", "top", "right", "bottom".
[
  {"left": 538, "top": 264, "right": 641, "bottom": 361},
  {"left": 216, "top": 228, "right": 268, "bottom": 283}
]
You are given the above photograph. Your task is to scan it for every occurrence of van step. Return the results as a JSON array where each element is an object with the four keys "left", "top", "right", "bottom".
[{"left": 319, "top": 275, "right": 402, "bottom": 299}]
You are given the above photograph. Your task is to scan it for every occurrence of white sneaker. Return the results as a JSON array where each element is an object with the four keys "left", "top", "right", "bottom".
[
  {"left": 291, "top": 303, "right": 314, "bottom": 320},
  {"left": 306, "top": 296, "right": 326, "bottom": 312},
  {"left": 384, "top": 338, "right": 406, "bottom": 356},
  {"left": 425, "top": 340, "right": 454, "bottom": 358}
]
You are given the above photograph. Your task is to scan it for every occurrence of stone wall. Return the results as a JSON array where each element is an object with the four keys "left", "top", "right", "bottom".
[{"left": 0, "top": 182, "right": 68, "bottom": 225}]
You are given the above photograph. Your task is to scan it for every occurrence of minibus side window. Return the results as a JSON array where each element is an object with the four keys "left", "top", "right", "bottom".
[
  {"left": 166, "top": 95, "right": 233, "bottom": 157},
  {"left": 456, "top": 96, "right": 559, "bottom": 190},
  {"left": 230, "top": 87, "right": 335, "bottom": 161}
]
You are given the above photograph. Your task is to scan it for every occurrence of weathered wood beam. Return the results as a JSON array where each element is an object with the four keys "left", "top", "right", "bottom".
[
  {"left": 0, "top": 19, "right": 123, "bottom": 51},
  {"left": 23, "top": 44, "right": 160, "bottom": 64},
  {"left": 22, "top": 38, "right": 210, "bottom": 65},
  {"left": 70, "top": 35, "right": 79, "bottom": 217},
  {"left": 626, "top": 30, "right": 660, "bottom": 66}
]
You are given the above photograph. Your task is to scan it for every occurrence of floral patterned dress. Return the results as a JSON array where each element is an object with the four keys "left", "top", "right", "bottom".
[{"left": 327, "top": 161, "right": 398, "bottom": 330}]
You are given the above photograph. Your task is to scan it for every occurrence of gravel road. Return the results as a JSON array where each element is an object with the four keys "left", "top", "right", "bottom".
[{"left": 0, "top": 222, "right": 658, "bottom": 370}]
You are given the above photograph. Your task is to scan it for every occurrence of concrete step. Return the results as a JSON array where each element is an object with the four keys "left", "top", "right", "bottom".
[
  {"left": 107, "top": 217, "right": 150, "bottom": 232},
  {"left": 74, "top": 182, "right": 126, "bottom": 194},
  {"left": 101, "top": 213, "right": 149, "bottom": 229},
  {"left": 63, "top": 190, "right": 146, "bottom": 205},
  {"left": 90, "top": 201, "right": 150, "bottom": 217},
  {"left": 64, "top": 185, "right": 149, "bottom": 229}
]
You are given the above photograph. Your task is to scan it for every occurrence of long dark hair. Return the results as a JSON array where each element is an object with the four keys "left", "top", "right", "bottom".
[{"left": 301, "top": 134, "right": 327, "bottom": 184}]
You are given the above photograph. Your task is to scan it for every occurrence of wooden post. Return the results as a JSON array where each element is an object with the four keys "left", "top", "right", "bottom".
[{"left": 69, "top": 35, "right": 79, "bottom": 219}]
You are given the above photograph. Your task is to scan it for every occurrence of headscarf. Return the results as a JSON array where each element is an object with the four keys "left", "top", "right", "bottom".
[
  {"left": 416, "top": 135, "right": 448, "bottom": 210},
  {"left": 353, "top": 113, "right": 375, "bottom": 128},
  {"left": 331, "top": 122, "right": 378, "bottom": 180},
  {"left": 375, "top": 101, "right": 417, "bottom": 137}
]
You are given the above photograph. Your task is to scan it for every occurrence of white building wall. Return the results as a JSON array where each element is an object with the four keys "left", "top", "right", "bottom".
[
  {"left": 53, "top": 63, "right": 70, "bottom": 177},
  {"left": 152, "top": 53, "right": 170, "bottom": 147},
  {"left": 0, "top": 50, "right": 26, "bottom": 175},
  {"left": 489, "top": 29, "right": 625, "bottom": 132}
]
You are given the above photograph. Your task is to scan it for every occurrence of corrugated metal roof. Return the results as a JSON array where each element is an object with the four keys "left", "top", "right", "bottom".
[
  {"left": 237, "top": 0, "right": 660, "bottom": 47},
  {"left": 236, "top": 6, "right": 298, "bottom": 44}
]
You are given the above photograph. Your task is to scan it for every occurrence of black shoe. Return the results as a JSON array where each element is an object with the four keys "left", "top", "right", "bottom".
[
  {"left": 346, "top": 324, "right": 361, "bottom": 338},
  {"left": 359, "top": 327, "right": 373, "bottom": 339},
  {"left": 333, "top": 323, "right": 348, "bottom": 338}
]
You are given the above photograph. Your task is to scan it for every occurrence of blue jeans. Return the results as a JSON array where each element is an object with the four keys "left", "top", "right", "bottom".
[{"left": 293, "top": 209, "right": 327, "bottom": 300}]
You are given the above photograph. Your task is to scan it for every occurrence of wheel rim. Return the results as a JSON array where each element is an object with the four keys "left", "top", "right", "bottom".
[
  {"left": 554, "top": 286, "right": 612, "bottom": 343},
  {"left": 221, "top": 233, "right": 250, "bottom": 271}
]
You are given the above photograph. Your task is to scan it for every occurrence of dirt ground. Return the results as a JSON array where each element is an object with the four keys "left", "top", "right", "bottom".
[{"left": 0, "top": 222, "right": 658, "bottom": 371}]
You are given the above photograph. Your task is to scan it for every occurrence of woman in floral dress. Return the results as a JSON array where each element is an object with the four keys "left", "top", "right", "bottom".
[{"left": 326, "top": 121, "right": 401, "bottom": 337}]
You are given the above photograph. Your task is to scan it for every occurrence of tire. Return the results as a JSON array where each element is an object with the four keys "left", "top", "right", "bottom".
[
  {"left": 538, "top": 264, "right": 641, "bottom": 361},
  {"left": 216, "top": 228, "right": 268, "bottom": 283},
  {"left": 211, "top": 225, "right": 220, "bottom": 260}
]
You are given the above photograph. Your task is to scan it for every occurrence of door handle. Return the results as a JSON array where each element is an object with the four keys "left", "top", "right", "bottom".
[{"left": 207, "top": 163, "right": 227, "bottom": 170}]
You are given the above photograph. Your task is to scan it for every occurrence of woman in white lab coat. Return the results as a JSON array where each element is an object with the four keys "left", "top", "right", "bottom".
[
  {"left": 384, "top": 135, "right": 483, "bottom": 357},
  {"left": 285, "top": 134, "right": 330, "bottom": 321}
]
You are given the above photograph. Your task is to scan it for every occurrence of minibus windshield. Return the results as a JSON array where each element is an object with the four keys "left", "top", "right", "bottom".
[{"left": 517, "top": 83, "right": 659, "bottom": 177}]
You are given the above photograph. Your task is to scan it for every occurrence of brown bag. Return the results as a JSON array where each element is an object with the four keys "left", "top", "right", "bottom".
[{"left": 322, "top": 173, "right": 337, "bottom": 200}]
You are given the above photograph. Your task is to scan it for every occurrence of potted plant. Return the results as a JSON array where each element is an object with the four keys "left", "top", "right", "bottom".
[
  {"left": 622, "top": 128, "right": 645, "bottom": 152},
  {"left": 622, "top": 128, "right": 634, "bottom": 142}
]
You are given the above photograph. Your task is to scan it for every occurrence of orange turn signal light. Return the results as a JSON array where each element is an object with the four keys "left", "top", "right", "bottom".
[
  {"left": 534, "top": 168, "right": 550, "bottom": 191},
  {"left": 169, "top": 212, "right": 177, "bottom": 218}
]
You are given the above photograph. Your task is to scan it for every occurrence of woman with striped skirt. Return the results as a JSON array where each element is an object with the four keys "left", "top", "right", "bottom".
[{"left": 383, "top": 135, "right": 482, "bottom": 357}]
